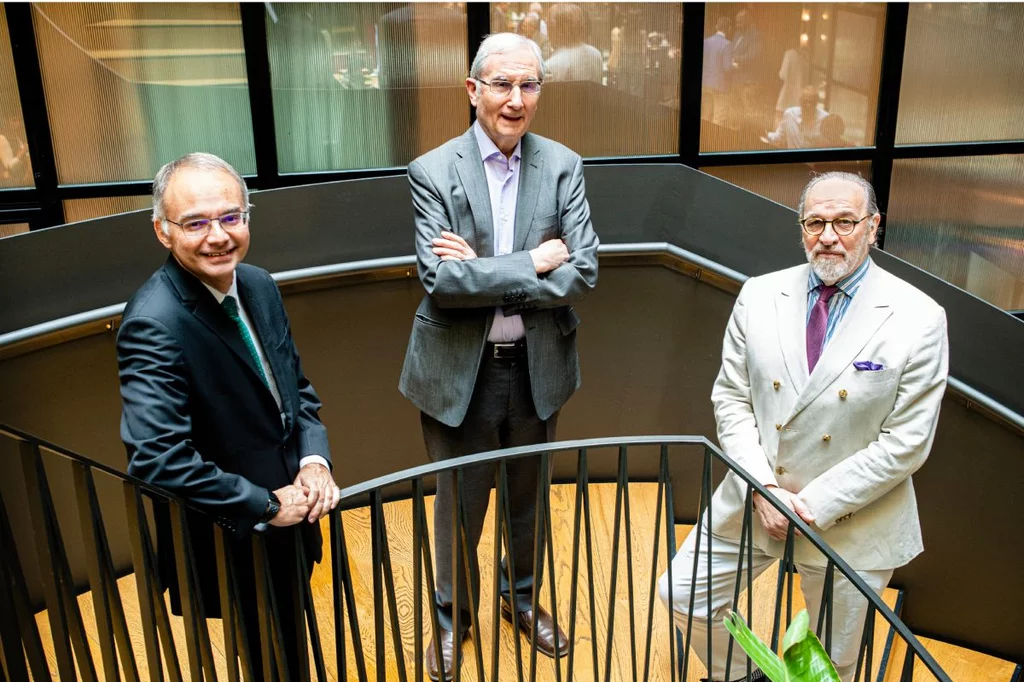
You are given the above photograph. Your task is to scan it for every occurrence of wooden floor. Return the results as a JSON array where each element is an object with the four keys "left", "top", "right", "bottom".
[{"left": 30, "top": 483, "right": 1016, "bottom": 681}]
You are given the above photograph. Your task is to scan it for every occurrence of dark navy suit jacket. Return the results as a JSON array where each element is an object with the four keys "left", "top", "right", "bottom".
[{"left": 117, "top": 256, "right": 330, "bottom": 612}]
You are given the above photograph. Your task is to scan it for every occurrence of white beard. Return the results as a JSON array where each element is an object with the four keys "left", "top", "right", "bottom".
[{"left": 805, "top": 232, "right": 872, "bottom": 284}]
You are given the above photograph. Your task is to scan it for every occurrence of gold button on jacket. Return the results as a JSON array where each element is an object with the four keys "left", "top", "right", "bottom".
[
  {"left": 822, "top": 434, "right": 831, "bottom": 442},
  {"left": 773, "top": 380, "right": 781, "bottom": 390},
  {"left": 839, "top": 389, "right": 848, "bottom": 399},
  {"left": 776, "top": 465, "right": 786, "bottom": 475}
]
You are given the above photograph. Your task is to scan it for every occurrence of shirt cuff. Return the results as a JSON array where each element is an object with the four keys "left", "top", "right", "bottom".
[
  {"left": 299, "top": 454, "right": 330, "bottom": 471},
  {"left": 253, "top": 522, "right": 268, "bottom": 532}
]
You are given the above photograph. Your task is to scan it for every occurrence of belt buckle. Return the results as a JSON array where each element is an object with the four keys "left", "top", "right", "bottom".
[{"left": 492, "top": 342, "right": 516, "bottom": 359}]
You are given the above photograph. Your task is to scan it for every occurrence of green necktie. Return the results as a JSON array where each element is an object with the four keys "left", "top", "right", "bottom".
[{"left": 221, "top": 295, "right": 269, "bottom": 387}]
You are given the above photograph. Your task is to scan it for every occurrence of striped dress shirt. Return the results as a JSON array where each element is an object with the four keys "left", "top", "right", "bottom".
[{"left": 806, "top": 257, "right": 872, "bottom": 351}]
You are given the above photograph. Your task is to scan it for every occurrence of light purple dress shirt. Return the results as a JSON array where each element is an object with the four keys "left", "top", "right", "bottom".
[{"left": 473, "top": 121, "right": 527, "bottom": 343}]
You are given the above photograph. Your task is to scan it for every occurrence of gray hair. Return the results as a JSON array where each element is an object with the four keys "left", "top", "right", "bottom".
[
  {"left": 797, "top": 171, "right": 879, "bottom": 219},
  {"left": 469, "top": 33, "right": 545, "bottom": 80},
  {"left": 152, "top": 152, "right": 250, "bottom": 232}
]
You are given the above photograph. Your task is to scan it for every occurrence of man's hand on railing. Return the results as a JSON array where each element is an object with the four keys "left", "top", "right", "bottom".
[
  {"left": 269, "top": 484, "right": 312, "bottom": 527},
  {"left": 293, "top": 462, "right": 341, "bottom": 523},
  {"left": 754, "top": 485, "right": 816, "bottom": 541}
]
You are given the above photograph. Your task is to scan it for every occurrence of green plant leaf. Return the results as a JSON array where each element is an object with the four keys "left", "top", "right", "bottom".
[
  {"left": 780, "top": 610, "right": 842, "bottom": 682},
  {"left": 723, "top": 611, "right": 787, "bottom": 682}
]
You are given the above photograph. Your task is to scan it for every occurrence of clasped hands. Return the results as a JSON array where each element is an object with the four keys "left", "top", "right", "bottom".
[
  {"left": 432, "top": 230, "right": 569, "bottom": 274},
  {"left": 753, "top": 485, "right": 815, "bottom": 541},
  {"left": 269, "top": 463, "right": 340, "bottom": 527}
]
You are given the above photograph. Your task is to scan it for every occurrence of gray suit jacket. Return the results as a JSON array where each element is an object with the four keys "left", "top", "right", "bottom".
[{"left": 399, "top": 128, "right": 600, "bottom": 427}]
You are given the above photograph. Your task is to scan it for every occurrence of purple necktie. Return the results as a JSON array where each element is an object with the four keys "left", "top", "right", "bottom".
[{"left": 806, "top": 284, "right": 839, "bottom": 372}]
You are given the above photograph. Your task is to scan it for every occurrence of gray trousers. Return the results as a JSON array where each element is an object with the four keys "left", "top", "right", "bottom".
[{"left": 421, "top": 351, "right": 558, "bottom": 634}]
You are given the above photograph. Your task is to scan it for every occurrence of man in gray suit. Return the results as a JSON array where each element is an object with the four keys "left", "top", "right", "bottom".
[{"left": 399, "top": 32, "right": 599, "bottom": 681}]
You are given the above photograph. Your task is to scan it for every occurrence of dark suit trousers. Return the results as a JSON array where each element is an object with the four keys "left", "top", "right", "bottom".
[{"left": 422, "top": 351, "right": 558, "bottom": 634}]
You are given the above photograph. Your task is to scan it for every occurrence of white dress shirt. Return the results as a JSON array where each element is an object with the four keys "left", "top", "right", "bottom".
[{"left": 474, "top": 121, "right": 527, "bottom": 343}]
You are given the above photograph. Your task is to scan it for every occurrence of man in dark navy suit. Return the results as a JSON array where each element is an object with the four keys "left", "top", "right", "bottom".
[{"left": 117, "top": 152, "right": 338, "bottom": 680}]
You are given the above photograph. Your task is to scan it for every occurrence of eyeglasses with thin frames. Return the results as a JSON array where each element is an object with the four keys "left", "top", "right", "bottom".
[
  {"left": 474, "top": 78, "right": 543, "bottom": 97},
  {"left": 166, "top": 211, "right": 249, "bottom": 237},
  {"left": 799, "top": 215, "right": 871, "bottom": 236}
]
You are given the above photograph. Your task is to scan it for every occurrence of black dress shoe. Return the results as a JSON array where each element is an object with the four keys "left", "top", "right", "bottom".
[
  {"left": 500, "top": 601, "right": 569, "bottom": 658},
  {"left": 425, "top": 628, "right": 467, "bottom": 682}
]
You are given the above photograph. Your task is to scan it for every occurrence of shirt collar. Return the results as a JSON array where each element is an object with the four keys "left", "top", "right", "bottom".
[
  {"left": 202, "top": 272, "right": 238, "bottom": 305},
  {"left": 808, "top": 256, "right": 872, "bottom": 297},
  {"left": 473, "top": 120, "right": 522, "bottom": 164}
]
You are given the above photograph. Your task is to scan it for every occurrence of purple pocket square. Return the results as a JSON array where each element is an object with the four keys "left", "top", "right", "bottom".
[{"left": 853, "top": 361, "right": 884, "bottom": 371}]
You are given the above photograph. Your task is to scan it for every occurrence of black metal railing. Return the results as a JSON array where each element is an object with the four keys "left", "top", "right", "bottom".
[{"left": 0, "top": 425, "right": 953, "bottom": 682}]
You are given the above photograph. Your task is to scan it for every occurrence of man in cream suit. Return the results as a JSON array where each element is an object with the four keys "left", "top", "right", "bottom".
[
  {"left": 658, "top": 172, "right": 948, "bottom": 682},
  {"left": 398, "top": 33, "right": 599, "bottom": 681}
]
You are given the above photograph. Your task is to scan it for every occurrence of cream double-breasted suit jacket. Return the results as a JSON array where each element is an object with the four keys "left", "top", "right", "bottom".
[{"left": 709, "top": 260, "right": 949, "bottom": 570}]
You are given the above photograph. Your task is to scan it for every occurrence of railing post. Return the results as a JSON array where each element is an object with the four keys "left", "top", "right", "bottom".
[
  {"left": 20, "top": 439, "right": 97, "bottom": 682},
  {"left": 413, "top": 479, "right": 444, "bottom": 682},
  {"left": 455, "top": 467, "right": 486, "bottom": 682},
  {"left": 72, "top": 462, "right": 140, "bottom": 682},
  {"left": 330, "top": 510, "right": 369, "bottom": 682},
  {"left": 497, "top": 460, "right": 525, "bottom": 682}
]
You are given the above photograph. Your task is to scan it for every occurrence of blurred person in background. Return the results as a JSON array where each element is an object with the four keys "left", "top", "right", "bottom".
[
  {"left": 702, "top": 16, "right": 733, "bottom": 128},
  {"left": 764, "top": 85, "right": 828, "bottom": 149},
  {"left": 546, "top": 3, "right": 603, "bottom": 84}
]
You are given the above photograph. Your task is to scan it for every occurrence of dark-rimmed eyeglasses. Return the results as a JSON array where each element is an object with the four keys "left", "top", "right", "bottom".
[
  {"left": 166, "top": 211, "right": 249, "bottom": 236},
  {"left": 799, "top": 215, "right": 870, "bottom": 236},
  {"left": 474, "top": 78, "right": 543, "bottom": 97}
]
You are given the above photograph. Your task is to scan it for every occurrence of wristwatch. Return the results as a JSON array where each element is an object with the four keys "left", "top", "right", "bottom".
[{"left": 259, "top": 491, "right": 281, "bottom": 524}]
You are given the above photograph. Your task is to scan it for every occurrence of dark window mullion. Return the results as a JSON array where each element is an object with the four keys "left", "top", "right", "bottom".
[
  {"left": 5, "top": 2, "right": 63, "bottom": 228},
  {"left": 240, "top": 3, "right": 280, "bottom": 191},
  {"left": 466, "top": 4, "right": 490, "bottom": 127},
  {"left": 871, "top": 2, "right": 910, "bottom": 249},
  {"left": 679, "top": 3, "right": 705, "bottom": 168}
]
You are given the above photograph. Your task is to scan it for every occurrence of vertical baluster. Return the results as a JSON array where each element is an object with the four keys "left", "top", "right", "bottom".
[
  {"left": 168, "top": 502, "right": 219, "bottom": 682},
  {"left": 331, "top": 511, "right": 367, "bottom": 682},
  {"left": 74, "top": 462, "right": 142, "bottom": 682},
  {"left": 0, "top": 481, "right": 48, "bottom": 682},
  {"left": 490, "top": 464, "right": 507, "bottom": 682},
  {"left": 213, "top": 526, "right": 240, "bottom": 682},
  {"left": 663, "top": 450, "right": 680, "bottom": 682},
  {"left": 412, "top": 480, "right": 425, "bottom": 682},
  {"left": 824, "top": 561, "right": 835, "bottom": 657},
  {"left": 498, "top": 461, "right": 525, "bottom": 682},
  {"left": 703, "top": 447, "right": 714, "bottom": 680},
  {"left": 900, "top": 645, "right": 916, "bottom": 682},
  {"left": 680, "top": 447, "right": 711, "bottom": 682},
  {"left": 20, "top": 440, "right": 98, "bottom": 682},
  {"left": 723, "top": 487, "right": 754, "bottom": 682},
  {"left": 295, "top": 530, "right": 327, "bottom": 682},
  {"left": 456, "top": 467, "right": 486, "bottom": 682},
  {"left": 619, "top": 447, "right": 638, "bottom": 682},
  {"left": 541, "top": 451, "right": 562, "bottom": 682},
  {"left": 565, "top": 448, "right": 590, "bottom": 682},
  {"left": 451, "top": 469, "right": 463, "bottom": 682},
  {"left": 580, "top": 450, "right": 601, "bottom": 681},
  {"left": 852, "top": 602, "right": 874, "bottom": 682},
  {"left": 370, "top": 490, "right": 386, "bottom": 682},
  {"left": 527, "top": 454, "right": 547, "bottom": 682},
  {"left": 374, "top": 492, "right": 410, "bottom": 682},
  {"left": 413, "top": 480, "right": 444, "bottom": 682},
  {"left": 641, "top": 446, "right": 668, "bottom": 682},
  {"left": 744, "top": 488, "right": 754, "bottom": 681},
  {"left": 123, "top": 489, "right": 182, "bottom": 682},
  {"left": 253, "top": 533, "right": 290, "bottom": 682},
  {"left": 602, "top": 446, "right": 627, "bottom": 682}
]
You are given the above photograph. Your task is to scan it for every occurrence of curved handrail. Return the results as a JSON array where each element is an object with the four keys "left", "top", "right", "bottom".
[
  {"left": 335, "top": 433, "right": 952, "bottom": 680},
  {"left": 3, "top": 244, "right": 1019, "bottom": 434}
]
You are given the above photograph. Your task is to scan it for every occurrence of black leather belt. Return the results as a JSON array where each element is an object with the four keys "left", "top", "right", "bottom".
[{"left": 488, "top": 338, "right": 527, "bottom": 359}]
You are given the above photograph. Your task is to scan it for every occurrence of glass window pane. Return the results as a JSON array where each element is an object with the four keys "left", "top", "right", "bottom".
[
  {"left": 63, "top": 196, "right": 151, "bottom": 224},
  {"left": 32, "top": 3, "right": 256, "bottom": 185},
  {"left": 896, "top": 4, "right": 1024, "bottom": 145},
  {"left": 885, "top": 156, "right": 1024, "bottom": 312},
  {"left": 0, "top": 6, "right": 34, "bottom": 189},
  {"left": 702, "top": 161, "right": 871, "bottom": 212},
  {"left": 267, "top": 3, "right": 468, "bottom": 173},
  {"left": 493, "top": 3, "right": 682, "bottom": 157},
  {"left": 701, "top": 3, "right": 884, "bottom": 153},
  {"left": 0, "top": 223, "right": 30, "bottom": 238}
]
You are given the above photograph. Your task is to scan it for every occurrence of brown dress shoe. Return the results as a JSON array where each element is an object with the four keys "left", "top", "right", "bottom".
[
  {"left": 425, "top": 628, "right": 467, "bottom": 682},
  {"left": 500, "top": 601, "right": 569, "bottom": 658}
]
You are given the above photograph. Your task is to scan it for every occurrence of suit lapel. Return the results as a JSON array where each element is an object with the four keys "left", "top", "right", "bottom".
[
  {"left": 454, "top": 129, "right": 495, "bottom": 258},
  {"left": 786, "top": 264, "right": 893, "bottom": 421},
  {"left": 163, "top": 257, "right": 273, "bottom": 400},
  {"left": 776, "top": 266, "right": 810, "bottom": 394},
  {"left": 237, "top": 269, "right": 292, "bottom": 418},
  {"left": 513, "top": 134, "right": 543, "bottom": 252}
]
